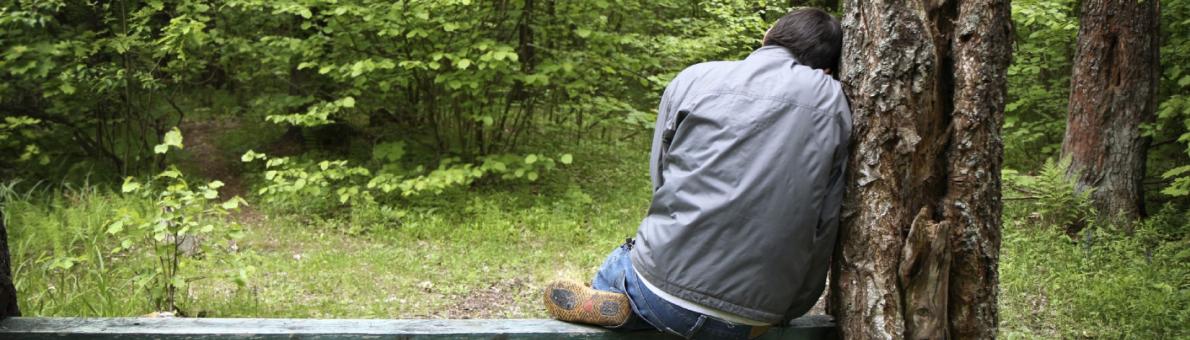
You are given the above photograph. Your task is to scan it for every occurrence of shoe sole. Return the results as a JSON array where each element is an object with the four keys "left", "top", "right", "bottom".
[{"left": 543, "top": 280, "right": 631, "bottom": 327}]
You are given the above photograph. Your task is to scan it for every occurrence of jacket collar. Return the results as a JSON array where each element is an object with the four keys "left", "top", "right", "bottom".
[{"left": 747, "top": 45, "right": 800, "bottom": 64}]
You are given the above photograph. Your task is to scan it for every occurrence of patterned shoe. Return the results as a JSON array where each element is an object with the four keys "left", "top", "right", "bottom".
[{"left": 543, "top": 279, "right": 632, "bottom": 327}]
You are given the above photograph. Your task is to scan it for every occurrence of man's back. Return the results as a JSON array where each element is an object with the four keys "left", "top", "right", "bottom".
[{"left": 630, "top": 45, "right": 852, "bottom": 324}]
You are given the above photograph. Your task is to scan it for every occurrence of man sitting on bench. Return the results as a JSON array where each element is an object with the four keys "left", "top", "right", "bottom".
[{"left": 543, "top": 8, "right": 851, "bottom": 340}]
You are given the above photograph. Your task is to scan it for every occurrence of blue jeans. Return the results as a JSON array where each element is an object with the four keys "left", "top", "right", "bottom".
[{"left": 591, "top": 241, "right": 761, "bottom": 340}]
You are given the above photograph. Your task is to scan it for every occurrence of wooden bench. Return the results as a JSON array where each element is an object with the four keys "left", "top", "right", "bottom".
[{"left": 0, "top": 315, "right": 836, "bottom": 339}]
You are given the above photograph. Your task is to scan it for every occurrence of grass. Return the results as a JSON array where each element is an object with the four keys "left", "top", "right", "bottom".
[
  {"left": 4, "top": 139, "right": 654, "bottom": 319},
  {"left": 998, "top": 203, "right": 1190, "bottom": 339},
  {"left": 3, "top": 183, "right": 157, "bottom": 316}
]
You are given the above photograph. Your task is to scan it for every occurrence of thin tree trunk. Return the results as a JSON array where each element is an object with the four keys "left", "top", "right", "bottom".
[
  {"left": 829, "top": 0, "right": 1011, "bottom": 338},
  {"left": 0, "top": 208, "right": 19, "bottom": 318},
  {"left": 1061, "top": 0, "right": 1160, "bottom": 225}
]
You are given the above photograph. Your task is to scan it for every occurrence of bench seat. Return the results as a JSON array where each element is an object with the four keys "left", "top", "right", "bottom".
[{"left": 0, "top": 315, "right": 836, "bottom": 339}]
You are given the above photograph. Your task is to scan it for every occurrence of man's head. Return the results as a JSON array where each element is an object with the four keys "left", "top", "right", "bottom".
[{"left": 763, "top": 8, "right": 843, "bottom": 73}]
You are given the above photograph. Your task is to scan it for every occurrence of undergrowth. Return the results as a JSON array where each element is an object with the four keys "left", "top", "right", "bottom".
[
  {"left": 1000, "top": 163, "right": 1190, "bottom": 339},
  {"left": 2, "top": 142, "right": 1187, "bottom": 338}
]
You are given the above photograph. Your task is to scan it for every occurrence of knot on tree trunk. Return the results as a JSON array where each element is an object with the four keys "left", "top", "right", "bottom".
[{"left": 898, "top": 207, "right": 951, "bottom": 340}]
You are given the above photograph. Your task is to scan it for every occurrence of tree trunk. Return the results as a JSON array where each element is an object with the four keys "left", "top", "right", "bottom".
[
  {"left": 829, "top": 0, "right": 1011, "bottom": 339},
  {"left": 0, "top": 208, "right": 19, "bottom": 318},
  {"left": 1061, "top": 0, "right": 1160, "bottom": 224}
]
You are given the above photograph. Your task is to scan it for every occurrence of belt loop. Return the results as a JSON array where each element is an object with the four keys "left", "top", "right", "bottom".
[{"left": 684, "top": 315, "right": 707, "bottom": 339}]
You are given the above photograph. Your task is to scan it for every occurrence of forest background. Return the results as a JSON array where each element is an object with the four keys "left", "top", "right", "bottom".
[{"left": 0, "top": 0, "right": 1186, "bottom": 338}]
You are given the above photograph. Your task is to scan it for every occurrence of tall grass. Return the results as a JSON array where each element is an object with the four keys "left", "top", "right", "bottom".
[
  {"left": 1000, "top": 165, "right": 1190, "bottom": 338},
  {"left": 2, "top": 182, "right": 156, "bottom": 316}
]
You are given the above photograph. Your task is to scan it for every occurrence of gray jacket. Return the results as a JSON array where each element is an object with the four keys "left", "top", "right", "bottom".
[{"left": 629, "top": 45, "right": 852, "bottom": 324}]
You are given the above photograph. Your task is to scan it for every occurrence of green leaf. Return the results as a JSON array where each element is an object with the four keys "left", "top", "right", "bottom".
[
  {"left": 560, "top": 154, "right": 573, "bottom": 165},
  {"left": 164, "top": 128, "right": 183, "bottom": 148},
  {"left": 157, "top": 168, "right": 181, "bottom": 178},
  {"left": 221, "top": 197, "right": 242, "bottom": 210},
  {"left": 121, "top": 177, "right": 141, "bottom": 193},
  {"left": 106, "top": 220, "right": 125, "bottom": 234},
  {"left": 156, "top": 127, "right": 184, "bottom": 154},
  {"left": 457, "top": 59, "right": 472, "bottom": 69},
  {"left": 1161, "top": 165, "right": 1190, "bottom": 179},
  {"left": 525, "top": 154, "right": 538, "bottom": 165}
]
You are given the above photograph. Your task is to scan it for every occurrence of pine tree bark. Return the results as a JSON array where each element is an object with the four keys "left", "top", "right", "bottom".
[
  {"left": 829, "top": 0, "right": 1011, "bottom": 338},
  {"left": 1061, "top": 0, "right": 1160, "bottom": 224},
  {"left": 0, "top": 208, "right": 19, "bottom": 318}
]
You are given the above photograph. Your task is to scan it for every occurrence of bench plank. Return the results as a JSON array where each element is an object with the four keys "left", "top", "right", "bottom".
[{"left": 0, "top": 316, "right": 835, "bottom": 339}]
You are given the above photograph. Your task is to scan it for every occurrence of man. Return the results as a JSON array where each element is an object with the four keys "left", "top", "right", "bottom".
[{"left": 544, "top": 8, "right": 850, "bottom": 340}]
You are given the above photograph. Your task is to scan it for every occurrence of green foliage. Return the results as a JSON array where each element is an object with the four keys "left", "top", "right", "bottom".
[
  {"left": 0, "top": 115, "right": 47, "bottom": 168},
  {"left": 3, "top": 183, "right": 157, "bottom": 316},
  {"left": 1, "top": 0, "right": 780, "bottom": 191},
  {"left": 3, "top": 180, "right": 255, "bottom": 316},
  {"left": 1002, "top": 157, "right": 1189, "bottom": 338},
  {"left": 1000, "top": 206, "right": 1190, "bottom": 339},
  {"left": 1004, "top": 0, "right": 1078, "bottom": 169},
  {"left": 0, "top": 0, "right": 209, "bottom": 177},
  {"left": 2, "top": 0, "right": 1183, "bottom": 335},
  {"left": 109, "top": 129, "right": 247, "bottom": 312},
  {"left": 4, "top": 139, "right": 653, "bottom": 318},
  {"left": 241, "top": 148, "right": 574, "bottom": 218},
  {"left": 1152, "top": 0, "right": 1190, "bottom": 199},
  {"left": 1003, "top": 158, "right": 1095, "bottom": 231}
]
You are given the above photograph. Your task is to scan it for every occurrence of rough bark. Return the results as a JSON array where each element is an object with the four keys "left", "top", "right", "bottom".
[
  {"left": 0, "top": 208, "right": 20, "bottom": 318},
  {"left": 829, "top": 0, "right": 1010, "bottom": 339},
  {"left": 1061, "top": 0, "right": 1160, "bottom": 224}
]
